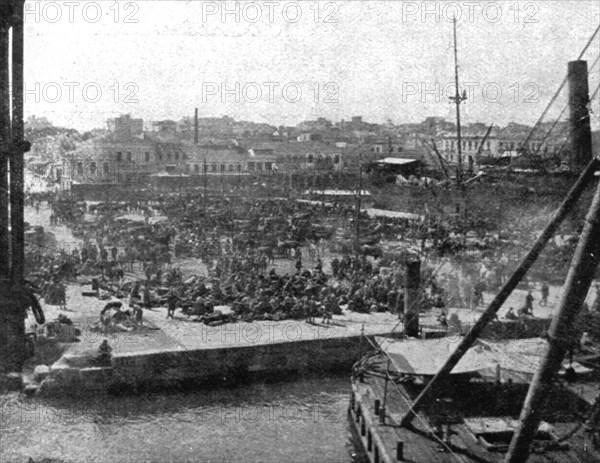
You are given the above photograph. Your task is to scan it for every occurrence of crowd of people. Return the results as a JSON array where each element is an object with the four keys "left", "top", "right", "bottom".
[
  {"left": 25, "top": 189, "right": 449, "bottom": 326},
  {"left": 27, "top": 187, "right": 567, "bottom": 331}
]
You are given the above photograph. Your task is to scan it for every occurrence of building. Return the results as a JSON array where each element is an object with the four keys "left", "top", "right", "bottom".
[
  {"left": 297, "top": 133, "right": 324, "bottom": 142},
  {"left": 146, "top": 120, "right": 179, "bottom": 136},
  {"left": 241, "top": 140, "right": 361, "bottom": 173},
  {"left": 297, "top": 117, "right": 333, "bottom": 133},
  {"left": 369, "top": 137, "right": 406, "bottom": 156},
  {"left": 63, "top": 135, "right": 158, "bottom": 185},
  {"left": 106, "top": 114, "right": 143, "bottom": 140},
  {"left": 438, "top": 126, "right": 499, "bottom": 164},
  {"left": 182, "top": 142, "right": 276, "bottom": 175}
]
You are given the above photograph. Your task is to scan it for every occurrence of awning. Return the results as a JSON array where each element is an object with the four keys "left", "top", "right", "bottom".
[
  {"left": 364, "top": 208, "right": 423, "bottom": 221},
  {"left": 376, "top": 337, "right": 591, "bottom": 377},
  {"left": 376, "top": 337, "right": 497, "bottom": 375},
  {"left": 375, "top": 158, "right": 418, "bottom": 165},
  {"left": 302, "top": 189, "right": 371, "bottom": 196}
]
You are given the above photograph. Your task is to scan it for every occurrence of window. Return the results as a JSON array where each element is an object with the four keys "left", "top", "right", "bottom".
[
  {"left": 175, "top": 152, "right": 179, "bottom": 161},
  {"left": 167, "top": 152, "right": 172, "bottom": 160},
  {"left": 307, "top": 153, "right": 314, "bottom": 163},
  {"left": 333, "top": 154, "right": 340, "bottom": 164},
  {"left": 145, "top": 152, "right": 150, "bottom": 162},
  {"left": 76, "top": 162, "right": 83, "bottom": 176},
  {"left": 265, "top": 162, "right": 273, "bottom": 171},
  {"left": 116, "top": 151, "right": 123, "bottom": 162},
  {"left": 127, "top": 152, "right": 132, "bottom": 162},
  {"left": 103, "top": 162, "right": 109, "bottom": 175},
  {"left": 194, "top": 164, "right": 200, "bottom": 172},
  {"left": 236, "top": 163, "right": 242, "bottom": 172},
  {"left": 247, "top": 161, "right": 256, "bottom": 171},
  {"left": 227, "top": 163, "right": 234, "bottom": 171},
  {"left": 220, "top": 163, "right": 226, "bottom": 173},
  {"left": 89, "top": 162, "right": 97, "bottom": 176}
]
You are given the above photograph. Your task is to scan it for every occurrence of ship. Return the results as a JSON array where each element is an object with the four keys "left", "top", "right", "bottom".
[{"left": 349, "top": 334, "right": 600, "bottom": 462}]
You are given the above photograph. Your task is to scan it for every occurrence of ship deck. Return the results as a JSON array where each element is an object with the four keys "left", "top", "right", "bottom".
[{"left": 350, "top": 365, "right": 599, "bottom": 463}]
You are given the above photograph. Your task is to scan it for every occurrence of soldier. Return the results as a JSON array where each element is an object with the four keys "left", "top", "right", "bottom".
[
  {"left": 331, "top": 257, "right": 340, "bottom": 278},
  {"left": 133, "top": 304, "right": 144, "bottom": 326},
  {"left": 97, "top": 340, "right": 112, "bottom": 366},
  {"left": 540, "top": 281, "right": 549, "bottom": 306},
  {"left": 524, "top": 291, "right": 534, "bottom": 316},
  {"left": 142, "top": 283, "right": 152, "bottom": 310},
  {"left": 167, "top": 288, "right": 179, "bottom": 319}
]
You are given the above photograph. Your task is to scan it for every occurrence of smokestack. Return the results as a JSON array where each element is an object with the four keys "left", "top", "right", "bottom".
[
  {"left": 194, "top": 108, "right": 199, "bottom": 145},
  {"left": 404, "top": 258, "right": 421, "bottom": 338},
  {"left": 568, "top": 60, "right": 592, "bottom": 172}
]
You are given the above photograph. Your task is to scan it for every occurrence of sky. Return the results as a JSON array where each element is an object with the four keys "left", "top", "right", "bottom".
[{"left": 23, "top": 0, "right": 600, "bottom": 131}]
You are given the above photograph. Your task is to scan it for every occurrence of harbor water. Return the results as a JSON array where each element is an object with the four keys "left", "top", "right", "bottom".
[{"left": 1, "top": 376, "right": 365, "bottom": 463}]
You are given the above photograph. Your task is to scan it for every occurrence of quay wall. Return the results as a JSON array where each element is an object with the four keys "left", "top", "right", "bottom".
[
  {"left": 43, "top": 333, "right": 382, "bottom": 396},
  {"left": 39, "top": 319, "right": 553, "bottom": 396},
  {"left": 113, "top": 335, "right": 365, "bottom": 388}
]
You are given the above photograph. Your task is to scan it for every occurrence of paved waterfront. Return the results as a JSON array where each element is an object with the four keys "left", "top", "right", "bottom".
[
  {"left": 24, "top": 202, "right": 585, "bottom": 366},
  {"left": 28, "top": 279, "right": 571, "bottom": 365}
]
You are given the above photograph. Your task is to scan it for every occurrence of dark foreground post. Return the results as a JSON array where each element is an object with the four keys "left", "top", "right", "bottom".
[
  {"left": 0, "top": 1, "right": 30, "bottom": 374},
  {"left": 404, "top": 258, "right": 420, "bottom": 338},
  {"left": 568, "top": 60, "right": 592, "bottom": 172}
]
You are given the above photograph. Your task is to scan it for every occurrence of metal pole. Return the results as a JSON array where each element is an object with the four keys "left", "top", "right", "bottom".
[
  {"left": 404, "top": 258, "right": 421, "bottom": 338},
  {"left": 430, "top": 139, "right": 449, "bottom": 179},
  {"left": 203, "top": 157, "right": 207, "bottom": 214},
  {"left": 0, "top": 0, "right": 28, "bottom": 373},
  {"left": 359, "top": 323, "right": 364, "bottom": 359},
  {"left": 401, "top": 155, "right": 600, "bottom": 426},
  {"left": 10, "top": 2, "right": 25, "bottom": 285},
  {"left": 194, "top": 108, "right": 199, "bottom": 145},
  {"left": 355, "top": 155, "right": 362, "bottom": 258},
  {"left": 0, "top": 13, "right": 10, "bottom": 278},
  {"left": 321, "top": 165, "right": 325, "bottom": 207},
  {"left": 451, "top": 17, "right": 465, "bottom": 183},
  {"left": 506, "top": 164, "right": 600, "bottom": 463},
  {"left": 381, "top": 359, "right": 390, "bottom": 424}
]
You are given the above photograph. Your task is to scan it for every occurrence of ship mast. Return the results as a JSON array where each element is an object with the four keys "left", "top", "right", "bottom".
[{"left": 450, "top": 16, "right": 467, "bottom": 183}]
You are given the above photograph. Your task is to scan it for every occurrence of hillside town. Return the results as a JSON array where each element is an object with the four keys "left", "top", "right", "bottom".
[{"left": 26, "top": 113, "right": 600, "bottom": 189}]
